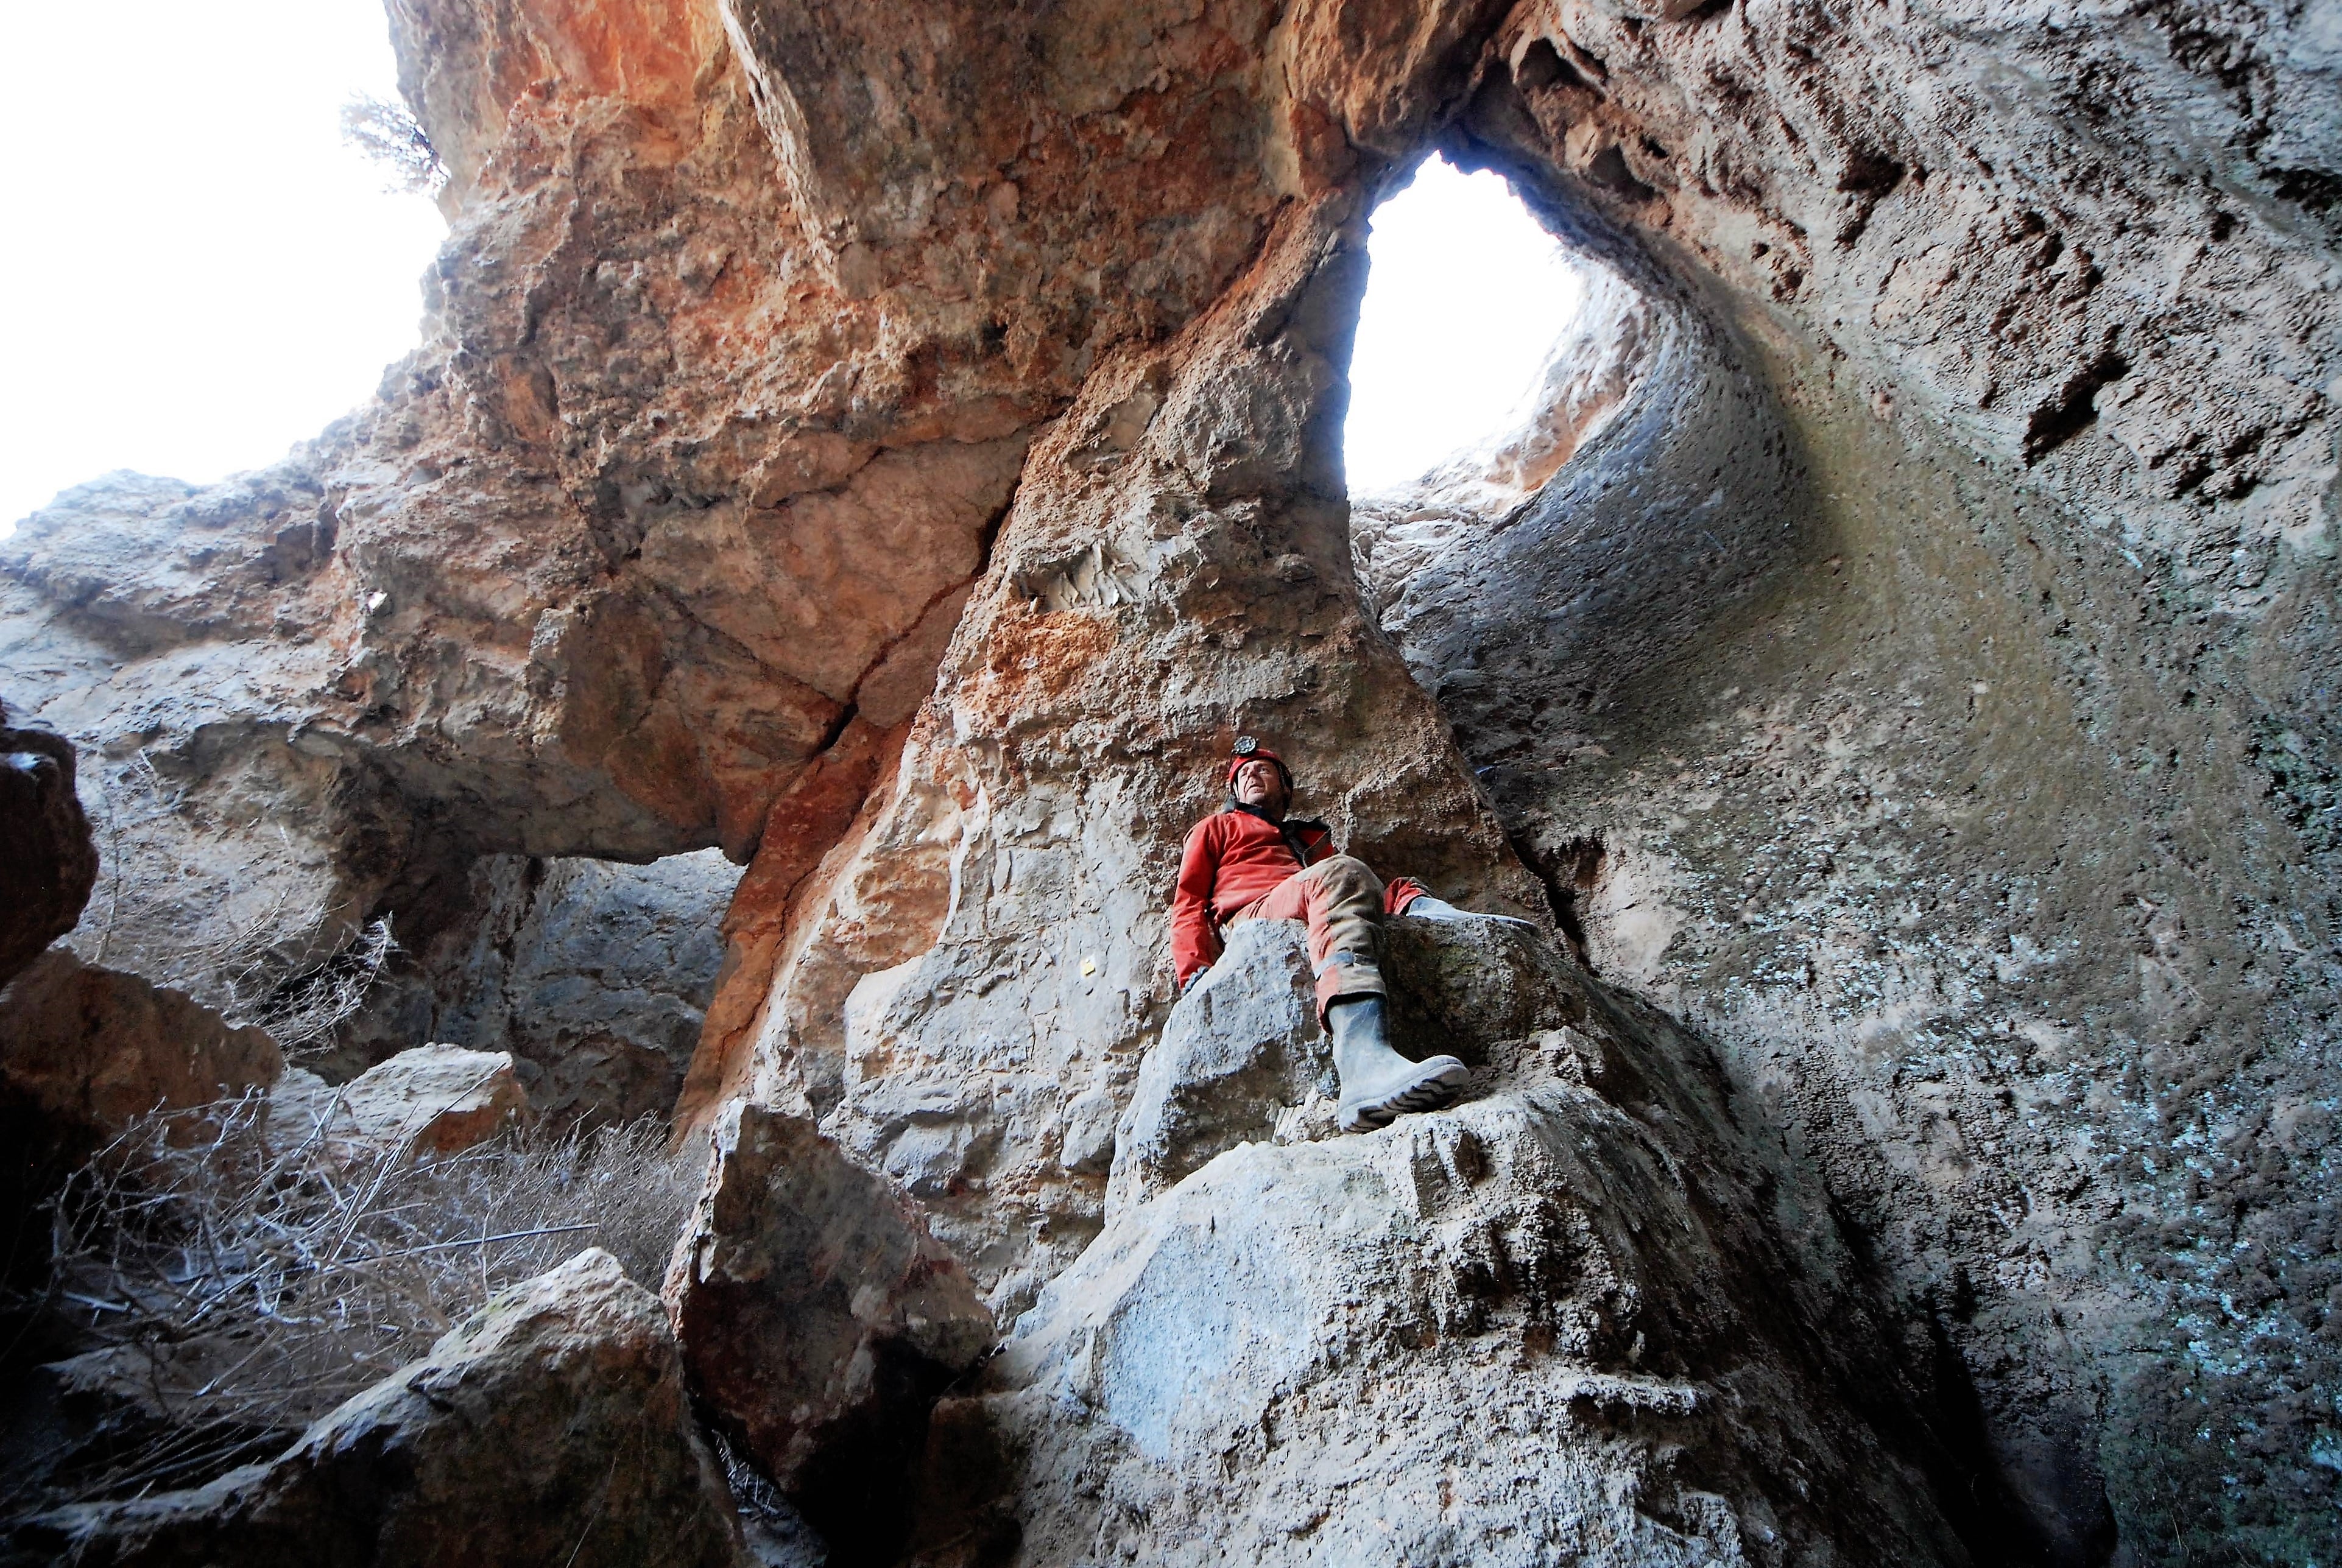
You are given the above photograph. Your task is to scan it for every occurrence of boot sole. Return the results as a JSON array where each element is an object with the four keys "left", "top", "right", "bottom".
[{"left": 1338, "top": 1058, "right": 1470, "bottom": 1133}]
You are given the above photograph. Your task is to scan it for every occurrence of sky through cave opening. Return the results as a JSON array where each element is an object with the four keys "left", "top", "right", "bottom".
[
  {"left": 0, "top": 71, "right": 1593, "bottom": 541},
  {"left": 1343, "top": 155, "right": 1589, "bottom": 497},
  {"left": 0, "top": 0, "right": 445, "bottom": 535}
]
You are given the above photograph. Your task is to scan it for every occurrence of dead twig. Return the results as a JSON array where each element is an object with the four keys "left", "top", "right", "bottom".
[{"left": 10, "top": 1094, "right": 698, "bottom": 1513}]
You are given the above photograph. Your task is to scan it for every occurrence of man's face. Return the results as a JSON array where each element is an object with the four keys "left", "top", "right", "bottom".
[{"left": 1231, "top": 757, "right": 1291, "bottom": 818}]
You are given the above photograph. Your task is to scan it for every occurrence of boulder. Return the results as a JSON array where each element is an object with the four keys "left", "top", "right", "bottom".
[
  {"left": 0, "top": 944, "right": 279, "bottom": 1404},
  {"left": 1377, "top": 914, "right": 1593, "bottom": 1062},
  {"left": 1104, "top": 920, "right": 1327, "bottom": 1215},
  {"left": 0, "top": 709, "right": 96, "bottom": 988},
  {"left": 266, "top": 1046, "right": 529, "bottom": 1160},
  {"left": 0, "top": 947, "right": 280, "bottom": 1137},
  {"left": 666, "top": 1103, "right": 995, "bottom": 1565},
  {"left": 1106, "top": 916, "right": 1593, "bottom": 1214},
  {"left": 10, "top": 1249, "right": 748, "bottom": 1568}
]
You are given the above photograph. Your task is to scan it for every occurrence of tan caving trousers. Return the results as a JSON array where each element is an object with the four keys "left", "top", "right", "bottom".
[{"left": 1225, "top": 854, "right": 1385, "bottom": 1021}]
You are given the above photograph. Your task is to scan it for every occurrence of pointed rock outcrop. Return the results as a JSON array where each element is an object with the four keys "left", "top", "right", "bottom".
[{"left": 906, "top": 921, "right": 1977, "bottom": 1566}]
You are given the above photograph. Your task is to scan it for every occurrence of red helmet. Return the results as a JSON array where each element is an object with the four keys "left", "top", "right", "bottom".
[{"left": 1226, "top": 737, "right": 1293, "bottom": 789}]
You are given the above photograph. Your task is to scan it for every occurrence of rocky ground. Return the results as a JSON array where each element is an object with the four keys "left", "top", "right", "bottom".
[{"left": 2, "top": 0, "right": 2336, "bottom": 1563}]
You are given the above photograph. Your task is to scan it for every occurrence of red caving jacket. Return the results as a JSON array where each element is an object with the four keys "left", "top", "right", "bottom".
[{"left": 1170, "top": 806, "right": 1335, "bottom": 986}]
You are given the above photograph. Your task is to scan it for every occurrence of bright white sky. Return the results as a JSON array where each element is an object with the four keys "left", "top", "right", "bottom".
[
  {"left": 1344, "top": 155, "right": 1585, "bottom": 494},
  {"left": 0, "top": 0, "right": 445, "bottom": 533}
]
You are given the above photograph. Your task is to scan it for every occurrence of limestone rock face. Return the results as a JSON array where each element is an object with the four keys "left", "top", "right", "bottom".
[
  {"left": 0, "top": 0, "right": 1030, "bottom": 1012},
  {"left": 0, "top": 708, "right": 96, "bottom": 988},
  {"left": 1356, "top": 15, "right": 2342, "bottom": 1547},
  {"left": 1466, "top": 0, "right": 2340, "bottom": 554},
  {"left": 689, "top": 178, "right": 1547, "bottom": 1335},
  {"left": 1327, "top": 13, "right": 2342, "bottom": 1558},
  {"left": 13, "top": 1249, "right": 747, "bottom": 1568},
  {"left": 0, "top": 473, "right": 418, "bottom": 1016},
  {"left": 2, "top": 0, "right": 2338, "bottom": 1558},
  {"left": 906, "top": 922, "right": 1973, "bottom": 1567},
  {"left": 666, "top": 1103, "right": 995, "bottom": 1563}
]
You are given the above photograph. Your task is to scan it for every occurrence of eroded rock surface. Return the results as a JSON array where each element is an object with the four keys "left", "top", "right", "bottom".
[
  {"left": 691, "top": 169, "right": 1546, "bottom": 1334},
  {"left": 12, "top": 1249, "right": 747, "bottom": 1568},
  {"left": 1324, "top": 13, "right": 2342, "bottom": 1558},
  {"left": 0, "top": 473, "right": 417, "bottom": 1016},
  {"left": 328, "top": 849, "right": 735, "bottom": 1124},
  {"left": 1356, "top": 33, "right": 2342, "bottom": 1549},
  {"left": 666, "top": 1103, "right": 995, "bottom": 1564},
  {"left": 1355, "top": 252, "right": 1802, "bottom": 711},
  {"left": 2, "top": 0, "right": 2336, "bottom": 1560},
  {"left": 1103, "top": 916, "right": 1593, "bottom": 1215},
  {"left": 907, "top": 921, "right": 1983, "bottom": 1567},
  {"left": 1104, "top": 919, "right": 1331, "bottom": 1215}
]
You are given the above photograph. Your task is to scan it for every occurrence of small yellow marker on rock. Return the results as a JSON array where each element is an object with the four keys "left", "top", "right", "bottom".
[{"left": 1079, "top": 955, "right": 1098, "bottom": 977}]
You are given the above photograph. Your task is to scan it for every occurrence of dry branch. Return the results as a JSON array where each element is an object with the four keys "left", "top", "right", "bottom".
[{"left": 9, "top": 1088, "right": 700, "bottom": 1513}]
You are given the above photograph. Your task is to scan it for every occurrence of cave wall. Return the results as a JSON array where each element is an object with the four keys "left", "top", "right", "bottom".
[
  {"left": 668, "top": 78, "right": 1548, "bottom": 1318},
  {"left": 0, "top": 0, "right": 2333, "bottom": 1562},
  {"left": 1338, "top": 4, "right": 2342, "bottom": 1561},
  {"left": 1380, "top": 327, "right": 2342, "bottom": 1560}
]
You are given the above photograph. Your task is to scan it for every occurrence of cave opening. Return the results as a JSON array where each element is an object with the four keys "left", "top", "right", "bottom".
[
  {"left": 1344, "top": 138, "right": 1810, "bottom": 753},
  {"left": 1338, "top": 142, "right": 1819, "bottom": 1023},
  {"left": 314, "top": 846, "right": 742, "bottom": 1133},
  {"left": 0, "top": 0, "right": 445, "bottom": 535},
  {"left": 1342, "top": 153, "right": 1590, "bottom": 498}
]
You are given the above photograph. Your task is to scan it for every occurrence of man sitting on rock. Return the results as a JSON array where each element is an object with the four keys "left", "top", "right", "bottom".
[{"left": 1171, "top": 737, "right": 1520, "bottom": 1133}]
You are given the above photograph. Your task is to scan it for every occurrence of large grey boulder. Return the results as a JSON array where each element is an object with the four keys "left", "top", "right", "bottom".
[
  {"left": 12, "top": 1249, "right": 748, "bottom": 1568},
  {"left": 902, "top": 923, "right": 1977, "bottom": 1567},
  {"left": 1104, "top": 919, "right": 1330, "bottom": 1215}
]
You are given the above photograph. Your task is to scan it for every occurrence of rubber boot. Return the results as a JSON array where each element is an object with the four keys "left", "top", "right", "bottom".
[
  {"left": 1403, "top": 895, "right": 1534, "bottom": 929},
  {"left": 1327, "top": 996, "right": 1469, "bottom": 1133}
]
